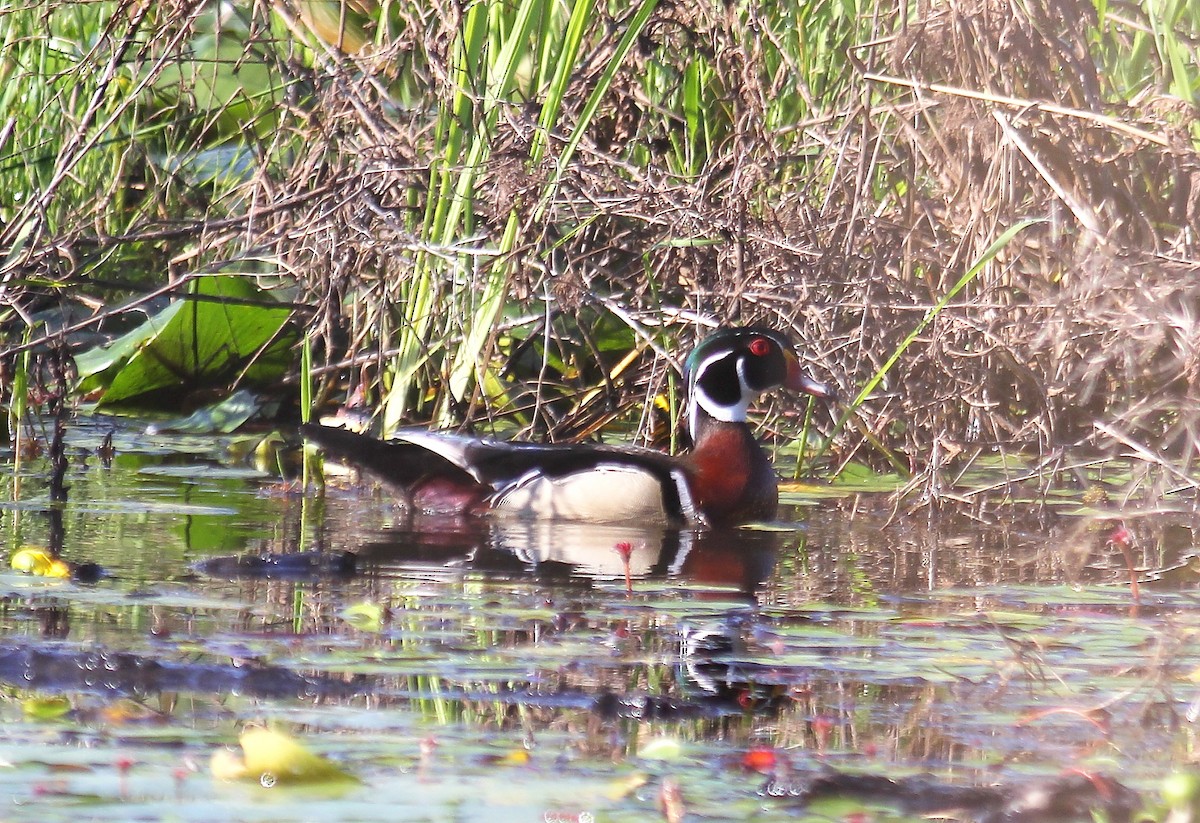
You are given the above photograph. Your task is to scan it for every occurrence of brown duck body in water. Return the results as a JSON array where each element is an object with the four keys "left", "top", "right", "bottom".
[{"left": 302, "top": 327, "right": 835, "bottom": 527}]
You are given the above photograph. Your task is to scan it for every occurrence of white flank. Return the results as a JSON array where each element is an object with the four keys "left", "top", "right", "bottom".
[{"left": 494, "top": 464, "right": 673, "bottom": 524}]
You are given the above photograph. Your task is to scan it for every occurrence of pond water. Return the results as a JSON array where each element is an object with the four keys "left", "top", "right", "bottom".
[{"left": 1, "top": 415, "right": 1198, "bottom": 821}]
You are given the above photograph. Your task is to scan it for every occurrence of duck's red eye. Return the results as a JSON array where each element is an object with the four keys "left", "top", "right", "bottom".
[{"left": 748, "top": 337, "right": 771, "bottom": 357}]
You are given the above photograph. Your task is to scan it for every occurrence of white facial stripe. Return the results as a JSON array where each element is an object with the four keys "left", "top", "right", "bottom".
[
  {"left": 736, "top": 357, "right": 752, "bottom": 399},
  {"left": 689, "top": 350, "right": 750, "bottom": 440}
]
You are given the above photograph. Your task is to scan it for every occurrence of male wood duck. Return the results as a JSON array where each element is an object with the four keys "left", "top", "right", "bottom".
[{"left": 301, "top": 326, "right": 835, "bottom": 527}]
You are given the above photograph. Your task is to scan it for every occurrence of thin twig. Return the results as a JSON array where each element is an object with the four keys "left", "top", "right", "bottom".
[{"left": 861, "top": 71, "right": 1171, "bottom": 147}]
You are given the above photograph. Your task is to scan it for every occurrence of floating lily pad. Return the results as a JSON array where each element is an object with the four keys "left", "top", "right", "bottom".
[{"left": 144, "top": 389, "right": 274, "bottom": 434}]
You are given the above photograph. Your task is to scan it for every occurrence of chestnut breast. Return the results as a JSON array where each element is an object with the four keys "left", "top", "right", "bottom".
[{"left": 685, "top": 424, "right": 779, "bottom": 526}]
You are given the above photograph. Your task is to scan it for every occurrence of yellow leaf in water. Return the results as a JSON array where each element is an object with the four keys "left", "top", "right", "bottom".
[
  {"left": 638, "top": 736, "right": 684, "bottom": 761},
  {"left": 340, "top": 601, "right": 384, "bottom": 632},
  {"left": 210, "top": 748, "right": 249, "bottom": 782},
  {"left": 497, "top": 748, "right": 530, "bottom": 766},
  {"left": 10, "top": 547, "right": 70, "bottom": 578},
  {"left": 237, "top": 726, "right": 357, "bottom": 785},
  {"left": 22, "top": 695, "right": 72, "bottom": 720}
]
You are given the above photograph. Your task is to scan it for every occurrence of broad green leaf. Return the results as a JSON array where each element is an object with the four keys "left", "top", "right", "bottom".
[
  {"left": 75, "top": 300, "right": 184, "bottom": 394},
  {"left": 91, "top": 275, "right": 294, "bottom": 409}
]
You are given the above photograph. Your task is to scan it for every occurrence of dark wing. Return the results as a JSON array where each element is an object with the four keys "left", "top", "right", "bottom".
[{"left": 299, "top": 424, "right": 478, "bottom": 490}]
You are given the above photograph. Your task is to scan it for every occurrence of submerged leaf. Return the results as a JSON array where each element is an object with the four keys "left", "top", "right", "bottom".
[
  {"left": 145, "top": 389, "right": 270, "bottom": 434},
  {"left": 1162, "top": 770, "right": 1200, "bottom": 809},
  {"left": 638, "top": 737, "right": 684, "bottom": 761},
  {"left": 340, "top": 601, "right": 386, "bottom": 632},
  {"left": 493, "top": 748, "right": 531, "bottom": 766},
  {"left": 22, "top": 695, "right": 72, "bottom": 720}
]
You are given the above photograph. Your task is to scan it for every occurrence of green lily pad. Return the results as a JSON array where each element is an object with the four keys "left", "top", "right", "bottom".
[
  {"left": 144, "top": 389, "right": 272, "bottom": 434},
  {"left": 77, "top": 275, "right": 294, "bottom": 410}
]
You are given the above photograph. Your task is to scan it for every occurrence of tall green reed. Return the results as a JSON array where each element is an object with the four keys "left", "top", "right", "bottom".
[{"left": 380, "top": 0, "right": 661, "bottom": 435}]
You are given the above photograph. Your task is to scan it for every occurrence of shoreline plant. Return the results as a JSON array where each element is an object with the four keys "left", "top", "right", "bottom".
[{"left": 0, "top": 0, "right": 1197, "bottom": 499}]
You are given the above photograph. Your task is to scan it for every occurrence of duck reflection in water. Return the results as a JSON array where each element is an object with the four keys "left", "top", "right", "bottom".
[{"left": 349, "top": 513, "right": 785, "bottom": 598}]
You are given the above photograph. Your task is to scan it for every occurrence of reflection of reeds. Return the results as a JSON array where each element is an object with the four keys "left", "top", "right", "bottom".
[
  {"left": 212, "top": 518, "right": 1190, "bottom": 769},
  {"left": 1, "top": 1, "right": 1198, "bottom": 500}
]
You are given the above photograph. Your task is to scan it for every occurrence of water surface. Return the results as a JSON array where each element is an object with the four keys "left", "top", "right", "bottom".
[{"left": 1, "top": 415, "right": 1197, "bottom": 820}]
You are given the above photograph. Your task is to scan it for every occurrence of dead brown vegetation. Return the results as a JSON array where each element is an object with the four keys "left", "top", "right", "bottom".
[
  {"left": 4, "top": 0, "right": 1200, "bottom": 492},
  {"left": 260, "top": 1, "right": 1198, "bottom": 476}
]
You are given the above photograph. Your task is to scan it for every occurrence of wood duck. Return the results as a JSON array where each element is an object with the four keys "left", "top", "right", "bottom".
[{"left": 301, "top": 326, "right": 835, "bottom": 527}]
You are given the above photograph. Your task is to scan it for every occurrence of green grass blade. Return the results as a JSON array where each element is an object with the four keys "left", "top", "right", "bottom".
[
  {"left": 826, "top": 218, "right": 1045, "bottom": 454},
  {"left": 550, "top": 0, "right": 660, "bottom": 196},
  {"left": 530, "top": 0, "right": 596, "bottom": 162}
]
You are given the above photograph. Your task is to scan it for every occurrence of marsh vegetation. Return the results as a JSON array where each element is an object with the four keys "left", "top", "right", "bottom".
[
  {"left": 1, "top": 0, "right": 1197, "bottom": 493},
  {"left": 2, "top": 1, "right": 1200, "bottom": 819}
]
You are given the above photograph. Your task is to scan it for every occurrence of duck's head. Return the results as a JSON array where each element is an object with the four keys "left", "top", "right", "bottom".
[{"left": 685, "top": 327, "right": 834, "bottom": 438}]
